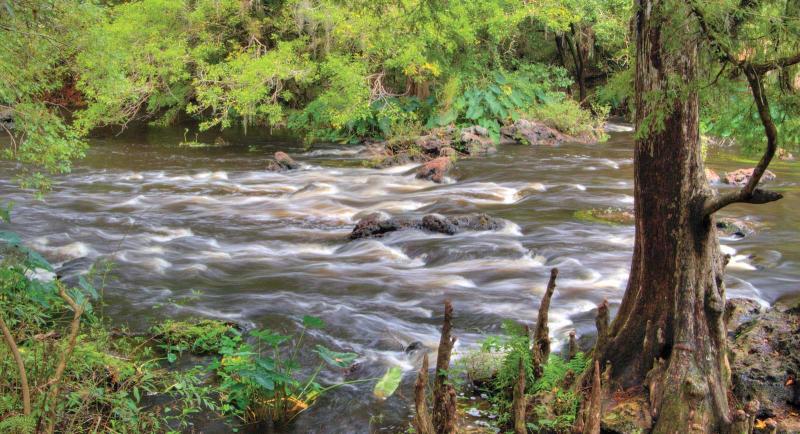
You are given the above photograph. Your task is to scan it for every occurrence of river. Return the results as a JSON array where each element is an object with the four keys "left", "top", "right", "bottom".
[{"left": 1, "top": 125, "right": 798, "bottom": 433}]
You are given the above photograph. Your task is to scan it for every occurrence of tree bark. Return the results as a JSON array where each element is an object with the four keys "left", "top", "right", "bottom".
[
  {"left": 533, "top": 268, "right": 558, "bottom": 366},
  {"left": 413, "top": 354, "right": 435, "bottom": 434},
  {"left": 591, "top": 1, "right": 733, "bottom": 432},
  {"left": 432, "top": 300, "right": 457, "bottom": 434}
]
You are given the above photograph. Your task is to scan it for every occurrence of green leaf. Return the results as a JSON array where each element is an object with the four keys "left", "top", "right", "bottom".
[
  {"left": 167, "top": 352, "right": 177, "bottom": 364},
  {"left": 251, "top": 329, "right": 290, "bottom": 347},
  {"left": 314, "top": 345, "right": 358, "bottom": 368},
  {"left": 302, "top": 315, "right": 325, "bottom": 329},
  {"left": 465, "top": 103, "right": 484, "bottom": 120},
  {"left": 0, "top": 230, "right": 21, "bottom": 245},
  {"left": 373, "top": 366, "right": 403, "bottom": 399}
]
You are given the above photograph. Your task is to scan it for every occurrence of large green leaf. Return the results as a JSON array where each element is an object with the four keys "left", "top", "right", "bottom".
[
  {"left": 314, "top": 345, "right": 358, "bottom": 368},
  {"left": 373, "top": 366, "right": 403, "bottom": 399}
]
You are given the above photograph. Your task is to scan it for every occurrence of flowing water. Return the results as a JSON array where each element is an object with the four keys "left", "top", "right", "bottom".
[{"left": 1, "top": 126, "right": 798, "bottom": 433}]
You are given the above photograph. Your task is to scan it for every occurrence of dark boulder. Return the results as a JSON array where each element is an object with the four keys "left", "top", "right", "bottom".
[
  {"left": 349, "top": 213, "right": 504, "bottom": 240},
  {"left": 349, "top": 213, "right": 403, "bottom": 240}
]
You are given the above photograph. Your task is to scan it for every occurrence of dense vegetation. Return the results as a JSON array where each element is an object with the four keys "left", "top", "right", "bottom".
[{"left": 3, "top": 0, "right": 795, "bottom": 192}]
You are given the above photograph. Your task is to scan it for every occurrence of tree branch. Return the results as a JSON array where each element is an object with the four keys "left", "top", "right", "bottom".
[
  {"left": 0, "top": 314, "right": 31, "bottom": 416},
  {"left": 689, "top": 1, "right": 788, "bottom": 216}
]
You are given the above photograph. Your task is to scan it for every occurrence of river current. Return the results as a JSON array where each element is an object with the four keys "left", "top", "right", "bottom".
[{"left": 1, "top": 125, "right": 798, "bottom": 433}]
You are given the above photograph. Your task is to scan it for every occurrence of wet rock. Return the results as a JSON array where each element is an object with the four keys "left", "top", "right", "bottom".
[
  {"left": 706, "top": 168, "right": 721, "bottom": 183},
  {"left": 413, "top": 127, "right": 457, "bottom": 156},
  {"left": 729, "top": 304, "right": 800, "bottom": 422},
  {"left": 415, "top": 156, "right": 453, "bottom": 183},
  {"left": 725, "top": 297, "right": 764, "bottom": 333},
  {"left": 349, "top": 213, "right": 403, "bottom": 240},
  {"left": 439, "top": 146, "right": 457, "bottom": 158},
  {"left": 574, "top": 207, "right": 635, "bottom": 225},
  {"left": 404, "top": 341, "right": 425, "bottom": 354},
  {"left": 717, "top": 217, "right": 760, "bottom": 238},
  {"left": 500, "top": 119, "right": 573, "bottom": 146},
  {"left": 266, "top": 151, "right": 301, "bottom": 171},
  {"left": 349, "top": 213, "right": 504, "bottom": 239},
  {"left": 421, "top": 214, "right": 458, "bottom": 235},
  {"left": 724, "top": 168, "right": 777, "bottom": 186}
]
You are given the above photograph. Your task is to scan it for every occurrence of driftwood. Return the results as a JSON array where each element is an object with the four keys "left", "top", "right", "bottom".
[
  {"left": 413, "top": 354, "right": 435, "bottom": 434},
  {"left": 513, "top": 356, "right": 527, "bottom": 434},
  {"left": 432, "top": 300, "right": 457, "bottom": 434}
]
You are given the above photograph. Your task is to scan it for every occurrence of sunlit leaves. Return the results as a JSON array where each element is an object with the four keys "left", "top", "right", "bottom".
[{"left": 373, "top": 366, "right": 403, "bottom": 399}]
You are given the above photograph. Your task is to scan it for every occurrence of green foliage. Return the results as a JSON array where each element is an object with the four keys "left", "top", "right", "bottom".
[
  {"left": 470, "top": 323, "right": 590, "bottom": 433},
  {"left": 529, "top": 98, "right": 609, "bottom": 139},
  {"left": 429, "top": 65, "right": 575, "bottom": 140},
  {"left": 152, "top": 319, "right": 240, "bottom": 357},
  {"left": 210, "top": 323, "right": 362, "bottom": 424}
]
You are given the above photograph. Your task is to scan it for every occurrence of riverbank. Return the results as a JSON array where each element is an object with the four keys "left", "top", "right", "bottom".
[{"left": 1, "top": 126, "right": 797, "bottom": 432}]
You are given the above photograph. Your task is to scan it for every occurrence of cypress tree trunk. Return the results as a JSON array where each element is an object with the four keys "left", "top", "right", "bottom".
[{"left": 594, "top": 0, "right": 732, "bottom": 431}]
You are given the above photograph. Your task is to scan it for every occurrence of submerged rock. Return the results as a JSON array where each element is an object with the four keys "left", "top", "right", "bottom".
[
  {"left": 574, "top": 207, "right": 635, "bottom": 225},
  {"left": 717, "top": 217, "right": 760, "bottom": 238},
  {"left": 724, "top": 168, "right": 777, "bottom": 186},
  {"left": 349, "top": 213, "right": 504, "bottom": 240},
  {"left": 415, "top": 156, "right": 453, "bottom": 183},
  {"left": 266, "top": 151, "right": 301, "bottom": 171}
]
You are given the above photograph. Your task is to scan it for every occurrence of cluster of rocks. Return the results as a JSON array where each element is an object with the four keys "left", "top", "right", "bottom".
[
  {"left": 364, "top": 120, "right": 596, "bottom": 183},
  {"left": 349, "top": 212, "right": 503, "bottom": 240}
]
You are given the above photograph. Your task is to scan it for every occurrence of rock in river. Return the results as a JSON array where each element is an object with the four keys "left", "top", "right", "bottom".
[
  {"left": 349, "top": 213, "right": 504, "bottom": 240},
  {"left": 267, "top": 151, "right": 301, "bottom": 171},
  {"left": 415, "top": 156, "right": 453, "bottom": 183},
  {"left": 724, "top": 168, "right": 776, "bottom": 186}
]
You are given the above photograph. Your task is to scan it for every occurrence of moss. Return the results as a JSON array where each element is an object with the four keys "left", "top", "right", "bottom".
[
  {"left": 151, "top": 319, "right": 239, "bottom": 355},
  {"left": 601, "top": 398, "right": 649, "bottom": 434},
  {"left": 574, "top": 208, "right": 634, "bottom": 225}
]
